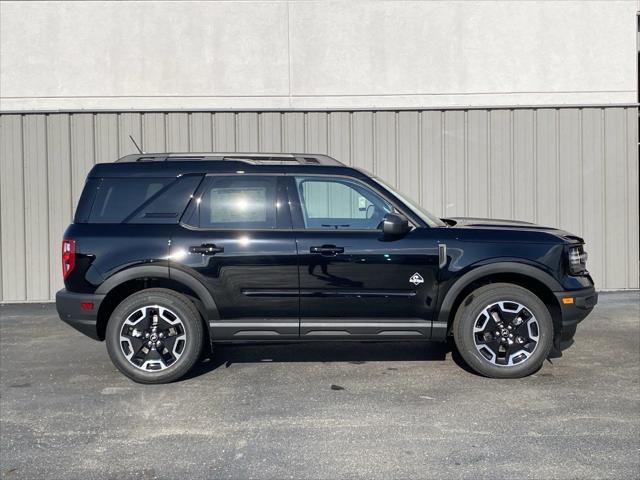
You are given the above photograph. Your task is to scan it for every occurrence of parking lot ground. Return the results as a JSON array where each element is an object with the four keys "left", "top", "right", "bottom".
[{"left": 0, "top": 291, "right": 639, "bottom": 480}]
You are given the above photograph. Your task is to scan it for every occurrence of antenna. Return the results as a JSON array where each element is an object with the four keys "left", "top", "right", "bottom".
[{"left": 129, "top": 135, "right": 144, "bottom": 154}]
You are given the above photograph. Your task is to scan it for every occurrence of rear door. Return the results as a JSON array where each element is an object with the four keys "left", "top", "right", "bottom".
[
  {"left": 169, "top": 174, "right": 300, "bottom": 339},
  {"left": 289, "top": 175, "right": 440, "bottom": 339}
]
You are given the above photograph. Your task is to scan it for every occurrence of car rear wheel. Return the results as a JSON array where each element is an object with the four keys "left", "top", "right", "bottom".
[
  {"left": 106, "top": 288, "right": 203, "bottom": 384},
  {"left": 452, "top": 283, "right": 553, "bottom": 378}
]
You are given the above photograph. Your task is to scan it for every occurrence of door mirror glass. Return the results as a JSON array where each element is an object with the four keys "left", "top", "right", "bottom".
[{"left": 382, "top": 213, "right": 410, "bottom": 236}]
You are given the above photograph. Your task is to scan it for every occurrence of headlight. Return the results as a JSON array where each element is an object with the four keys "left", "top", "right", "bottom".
[{"left": 568, "top": 245, "right": 588, "bottom": 275}]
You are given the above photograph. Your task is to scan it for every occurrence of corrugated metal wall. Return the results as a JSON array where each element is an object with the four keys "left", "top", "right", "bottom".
[{"left": 0, "top": 108, "right": 638, "bottom": 301}]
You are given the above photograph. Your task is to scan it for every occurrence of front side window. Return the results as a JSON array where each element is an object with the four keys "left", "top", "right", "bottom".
[
  {"left": 186, "top": 176, "right": 278, "bottom": 229},
  {"left": 295, "top": 176, "right": 392, "bottom": 230}
]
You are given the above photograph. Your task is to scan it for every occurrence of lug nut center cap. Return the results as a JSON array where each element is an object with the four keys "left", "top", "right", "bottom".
[{"left": 150, "top": 333, "right": 158, "bottom": 342}]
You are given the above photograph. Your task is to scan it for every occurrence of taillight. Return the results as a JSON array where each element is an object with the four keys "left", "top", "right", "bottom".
[{"left": 62, "top": 239, "right": 76, "bottom": 279}]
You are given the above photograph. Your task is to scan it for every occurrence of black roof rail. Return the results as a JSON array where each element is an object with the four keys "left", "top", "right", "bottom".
[{"left": 115, "top": 152, "right": 344, "bottom": 166}]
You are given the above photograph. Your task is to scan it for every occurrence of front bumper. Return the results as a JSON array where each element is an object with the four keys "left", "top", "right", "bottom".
[
  {"left": 55, "top": 289, "right": 105, "bottom": 340},
  {"left": 554, "top": 286, "right": 598, "bottom": 330},
  {"left": 548, "top": 286, "right": 598, "bottom": 358}
]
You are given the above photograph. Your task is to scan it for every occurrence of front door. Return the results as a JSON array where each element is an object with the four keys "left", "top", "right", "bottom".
[
  {"left": 289, "top": 175, "right": 440, "bottom": 339},
  {"left": 169, "top": 174, "right": 299, "bottom": 339}
]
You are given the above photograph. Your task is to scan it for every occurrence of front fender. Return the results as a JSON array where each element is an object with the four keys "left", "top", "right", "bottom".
[{"left": 435, "top": 261, "right": 562, "bottom": 327}]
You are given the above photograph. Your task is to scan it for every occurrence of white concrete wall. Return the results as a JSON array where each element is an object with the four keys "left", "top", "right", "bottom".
[{"left": 1, "top": 0, "right": 637, "bottom": 112}]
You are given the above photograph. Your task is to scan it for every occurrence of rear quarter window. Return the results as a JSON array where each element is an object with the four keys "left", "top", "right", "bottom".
[{"left": 79, "top": 176, "right": 202, "bottom": 224}]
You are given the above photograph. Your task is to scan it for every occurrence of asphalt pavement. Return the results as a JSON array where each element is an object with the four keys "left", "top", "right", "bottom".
[{"left": 1, "top": 292, "right": 638, "bottom": 480}]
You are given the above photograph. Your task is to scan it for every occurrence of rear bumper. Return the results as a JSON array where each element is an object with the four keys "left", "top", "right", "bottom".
[{"left": 55, "top": 289, "right": 105, "bottom": 340}]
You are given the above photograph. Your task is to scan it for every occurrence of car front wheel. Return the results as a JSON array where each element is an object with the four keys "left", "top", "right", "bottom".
[
  {"left": 453, "top": 283, "right": 553, "bottom": 378},
  {"left": 106, "top": 288, "right": 203, "bottom": 384}
]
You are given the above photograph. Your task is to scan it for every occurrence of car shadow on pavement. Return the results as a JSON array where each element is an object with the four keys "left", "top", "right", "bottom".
[{"left": 183, "top": 340, "right": 477, "bottom": 380}]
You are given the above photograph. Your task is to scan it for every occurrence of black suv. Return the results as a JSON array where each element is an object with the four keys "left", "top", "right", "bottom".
[{"left": 56, "top": 153, "right": 597, "bottom": 383}]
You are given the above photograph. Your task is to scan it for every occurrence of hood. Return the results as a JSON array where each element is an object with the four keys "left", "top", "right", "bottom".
[{"left": 445, "top": 217, "right": 584, "bottom": 243}]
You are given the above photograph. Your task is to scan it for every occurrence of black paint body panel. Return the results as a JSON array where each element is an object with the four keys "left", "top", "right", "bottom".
[{"left": 57, "top": 158, "right": 597, "bottom": 344}]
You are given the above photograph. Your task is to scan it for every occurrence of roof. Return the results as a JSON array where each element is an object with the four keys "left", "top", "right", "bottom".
[
  {"left": 115, "top": 152, "right": 344, "bottom": 166},
  {"left": 90, "top": 152, "right": 360, "bottom": 178}
]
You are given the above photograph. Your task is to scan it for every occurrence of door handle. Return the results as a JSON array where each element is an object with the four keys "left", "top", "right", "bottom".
[
  {"left": 310, "top": 245, "right": 344, "bottom": 255},
  {"left": 189, "top": 244, "right": 224, "bottom": 255}
]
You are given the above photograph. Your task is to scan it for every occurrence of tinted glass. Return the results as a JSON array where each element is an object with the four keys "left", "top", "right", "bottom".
[
  {"left": 128, "top": 175, "right": 203, "bottom": 224},
  {"left": 187, "top": 176, "right": 278, "bottom": 229},
  {"left": 74, "top": 178, "right": 100, "bottom": 223},
  {"left": 295, "top": 176, "right": 392, "bottom": 230},
  {"left": 88, "top": 178, "right": 172, "bottom": 223}
]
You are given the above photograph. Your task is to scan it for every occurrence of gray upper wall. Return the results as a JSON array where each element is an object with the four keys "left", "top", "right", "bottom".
[{"left": 1, "top": 0, "right": 638, "bottom": 112}]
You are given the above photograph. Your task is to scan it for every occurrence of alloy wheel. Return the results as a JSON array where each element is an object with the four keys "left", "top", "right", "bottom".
[
  {"left": 472, "top": 301, "right": 540, "bottom": 367},
  {"left": 119, "top": 305, "right": 187, "bottom": 371}
]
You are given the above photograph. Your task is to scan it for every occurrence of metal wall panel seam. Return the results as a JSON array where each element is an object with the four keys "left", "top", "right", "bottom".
[
  {"left": 486, "top": 110, "right": 491, "bottom": 218},
  {"left": 623, "top": 108, "right": 629, "bottom": 286},
  {"left": 211, "top": 113, "right": 218, "bottom": 150},
  {"left": 43, "top": 115, "right": 51, "bottom": 300},
  {"left": 393, "top": 111, "right": 400, "bottom": 193},
  {"left": 0, "top": 126, "right": 3, "bottom": 300},
  {"left": 347, "top": 112, "right": 355, "bottom": 165},
  {"left": 628, "top": 108, "right": 640, "bottom": 288},
  {"left": 463, "top": 110, "right": 468, "bottom": 216},
  {"left": 579, "top": 109, "right": 584, "bottom": 237},
  {"left": 553, "top": 109, "right": 559, "bottom": 227},
  {"left": 138, "top": 112, "right": 144, "bottom": 153},
  {"left": 417, "top": 111, "right": 423, "bottom": 205},
  {"left": 510, "top": 109, "right": 515, "bottom": 220},
  {"left": 533, "top": 109, "right": 538, "bottom": 223},
  {"left": 20, "top": 115, "right": 27, "bottom": 299},
  {"left": 601, "top": 108, "right": 607, "bottom": 287},
  {"left": 257, "top": 112, "right": 263, "bottom": 151},
  {"left": 440, "top": 110, "right": 445, "bottom": 216}
]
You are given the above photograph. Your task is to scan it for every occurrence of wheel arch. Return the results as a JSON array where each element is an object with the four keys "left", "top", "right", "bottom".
[
  {"left": 95, "top": 266, "right": 218, "bottom": 340},
  {"left": 437, "top": 262, "right": 562, "bottom": 337}
]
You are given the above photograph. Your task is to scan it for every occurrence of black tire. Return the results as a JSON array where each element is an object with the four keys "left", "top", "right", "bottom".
[
  {"left": 106, "top": 288, "right": 204, "bottom": 384},
  {"left": 452, "top": 283, "right": 553, "bottom": 378}
]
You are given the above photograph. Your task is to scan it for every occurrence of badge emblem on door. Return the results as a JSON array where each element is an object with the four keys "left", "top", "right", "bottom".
[{"left": 409, "top": 273, "right": 424, "bottom": 285}]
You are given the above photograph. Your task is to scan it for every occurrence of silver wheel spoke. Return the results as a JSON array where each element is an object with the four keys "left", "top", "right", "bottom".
[
  {"left": 472, "top": 300, "right": 539, "bottom": 367},
  {"left": 119, "top": 305, "right": 186, "bottom": 372}
]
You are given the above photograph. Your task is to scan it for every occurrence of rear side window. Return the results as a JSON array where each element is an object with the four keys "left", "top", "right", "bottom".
[
  {"left": 184, "top": 176, "right": 279, "bottom": 229},
  {"left": 85, "top": 176, "right": 201, "bottom": 224},
  {"left": 127, "top": 175, "right": 203, "bottom": 224}
]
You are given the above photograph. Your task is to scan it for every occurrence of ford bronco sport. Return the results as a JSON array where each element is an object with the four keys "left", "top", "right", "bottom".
[{"left": 56, "top": 153, "right": 597, "bottom": 383}]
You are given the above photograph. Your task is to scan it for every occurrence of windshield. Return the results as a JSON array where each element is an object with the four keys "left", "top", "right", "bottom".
[{"left": 372, "top": 177, "right": 446, "bottom": 227}]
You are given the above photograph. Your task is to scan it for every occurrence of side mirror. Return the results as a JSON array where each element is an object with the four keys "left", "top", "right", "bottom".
[{"left": 382, "top": 213, "right": 410, "bottom": 236}]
